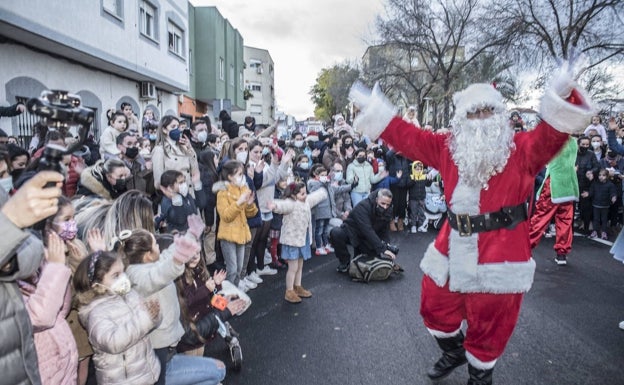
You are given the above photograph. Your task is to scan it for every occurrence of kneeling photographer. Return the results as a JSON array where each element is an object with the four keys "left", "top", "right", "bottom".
[{"left": 330, "top": 188, "right": 398, "bottom": 273}]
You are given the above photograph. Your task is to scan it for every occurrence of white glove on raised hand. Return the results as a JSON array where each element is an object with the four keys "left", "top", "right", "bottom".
[
  {"left": 548, "top": 46, "right": 588, "bottom": 99},
  {"left": 349, "top": 81, "right": 397, "bottom": 140}
]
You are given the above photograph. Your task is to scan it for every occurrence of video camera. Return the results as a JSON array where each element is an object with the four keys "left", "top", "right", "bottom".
[
  {"left": 383, "top": 241, "right": 399, "bottom": 255},
  {"left": 26, "top": 90, "right": 94, "bottom": 176}
]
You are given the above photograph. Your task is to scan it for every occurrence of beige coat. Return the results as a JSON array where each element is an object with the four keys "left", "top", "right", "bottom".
[
  {"left": 272, "top": 189, "right": 327, "bottom": 247},
  {"left": 152, "top": 138, "right": 200, "bottom": 194}
]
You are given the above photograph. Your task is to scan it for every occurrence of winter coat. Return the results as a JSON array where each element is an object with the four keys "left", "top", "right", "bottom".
[
  {"left": 255, "top": 162, "right": 289, "bottom": 214},
  {"left": 589, "top": 180, "right": 618, "bottom": 208},
  {"left": 157, "top": 194, "right": 200, "bottom": 234},
  {"left": 199, "top": 167, "right": 218, "bottom": 227},
  {"left": 62, "top": 155, "right": 86, "bottom": 198},
  {"left": 307, "top": 179, "right": 332, "bottom": 219},
  {"left": 122, "top": 156, "right": 153, "bottom": 196},
  {"left": 272, "top": 189, "right": 328, "bottom": 247},
  {"left": 20, "top": 263, "right": 77, "bottom": 385},
  {"left": 346, "top": 160, "right": 384, "bottom": 194},
  {"left": 330, "top": 182, "right": 353, "bottom": 218},
  {"left": 0, "top": 102, "right": 24, "bottom": 117},
  {"left": 576, "top": 148, "right": 600, "bottom": 180},
  {"left": 322, "top": 148, "right": 344, "bottom": 171},
  {"left": 342, "top": 189, "right": 393, "bottom": 255},
  {"left": 76, "top": 164, "right": 125, "bottom": 200},
  {"left": 78, "top": 290, "right": 161, "bottom": 385},
  {"left": 0, "top": 211, "right": 44, "bottom": 385},
  {"left": 213, "top": 181, "right": 258, "bottom": 244},
  {"left": 246, "top": 172, "right": 263, "bottom": 228},
  {"left": 221, "top": 118, "right": 239, "bottom": 139},
  {"left": 385, "top": 151, "right": 412, "bottom": 188},
  {"left": 125, "top": 244, "right": 185, "bottom": 350},
  {"left": 152, "top": 138, "right": 200, "bottom": 195},
  {"left": 270, "top": 188, "right": 285, "bottom": 231},
  {"left": 99, "top": 126, "right": 122, "bottom": 159}
]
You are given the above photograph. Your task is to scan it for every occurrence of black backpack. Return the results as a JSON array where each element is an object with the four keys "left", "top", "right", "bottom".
[{"left": 348, "top": 254, "right": 395, "bottom": 283}]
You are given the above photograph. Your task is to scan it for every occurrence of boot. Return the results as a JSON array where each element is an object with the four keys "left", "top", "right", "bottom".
[
  {"left": 467, "top": 364, "right": 493, "bottom": 385},
  {"left": 284, "top": 289, "right": 302, "bottom": 304},
  {"left": 294, "top": 285, "right": 312, "bottom": 298},
  {"left": 427, "top": 331, "right": 467, "bottom": 380},
  {"left": 389, "top": 220, "right": 398, "bottom": 232},
  {"left": 397, "top": 218, "right": 405, "bottom": 232}
]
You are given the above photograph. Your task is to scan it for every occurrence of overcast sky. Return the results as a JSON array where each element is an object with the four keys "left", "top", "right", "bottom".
[{"left": 192, "top": 0, "right": 385, "bottom": 120}]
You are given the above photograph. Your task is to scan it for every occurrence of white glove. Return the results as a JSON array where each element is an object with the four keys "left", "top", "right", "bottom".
[
  {"left": 548, "top": 47, "right": 588, "bottom": 99},
  {"left": 349, "top": 81, "right": 397, "bottom": 140}
]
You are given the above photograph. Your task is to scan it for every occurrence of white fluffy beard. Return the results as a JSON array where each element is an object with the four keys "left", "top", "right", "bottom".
[{"left": 448, "top": 113, "right": 515, "bottom": 188}]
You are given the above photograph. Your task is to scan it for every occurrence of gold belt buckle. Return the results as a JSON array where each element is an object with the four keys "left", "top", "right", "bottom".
[{"left": 456, "top": 213, "right": 472, "bottom": 237}]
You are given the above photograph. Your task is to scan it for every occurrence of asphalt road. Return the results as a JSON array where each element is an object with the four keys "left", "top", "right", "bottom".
[{"left": 206, "top": 229, "right": 624, "bottom": 385}]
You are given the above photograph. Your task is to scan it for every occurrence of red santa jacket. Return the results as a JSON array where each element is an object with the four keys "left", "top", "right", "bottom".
[{"left": 381, "top": 119, "right": 569, "bottom": 294}]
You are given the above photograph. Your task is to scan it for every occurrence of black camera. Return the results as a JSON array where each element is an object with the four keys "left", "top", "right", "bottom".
[{"left": 384, "top": 242, "right": 400, "bottom": 255}]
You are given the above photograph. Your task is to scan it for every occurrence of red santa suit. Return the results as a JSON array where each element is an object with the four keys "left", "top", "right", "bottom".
[{"left": 353, "top": 82, "right": 594, "bottom": 370}]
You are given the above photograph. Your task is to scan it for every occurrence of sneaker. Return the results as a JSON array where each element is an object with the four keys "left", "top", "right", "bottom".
[
  {"left": 410, "top": 225, "right": 418, "bottom": 234},
  {"left": 324, "top": 244, "right": 335, "bottom": 253},
  {"left": 589, "top": 231, "right": 598, "bottom": 239},
  {"left": 601, "top": 232, "right": 608, "bottom": 240},
  {"left": 247, "top": 272, "right": 263, "bottom": 284},
  {"left": 315, "top": 247, "right": 327, "bottom": 256},
  {"left": 256, "top": 265, "right": 278, "bottom": 276},
  {"left": 554, "top": 254, "right": 567, "bottom": 266},
  {"left": 619, "top": 320, "right": 624, "bottom": 330},
  {"left": 237, "top": 281, "right": 249, "bottom": 293},
  {"left": 418, "top": 223, "right": 428, "bottom": 232},
  {"left": 243, "top": 277, "right": 257, "bottom": 289},
  {"left": 336, "top": 263, "right": 349, "bottom": 273},
  {"left": 264, "top": 250, "right": 273, "bottom": 265}
]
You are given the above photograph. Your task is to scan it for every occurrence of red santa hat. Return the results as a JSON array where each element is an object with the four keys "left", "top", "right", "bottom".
[{"left": 452, "top": 83, "right": 506, "bottom": 119}]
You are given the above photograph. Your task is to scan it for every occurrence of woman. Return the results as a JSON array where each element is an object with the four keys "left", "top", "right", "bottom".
[
  {"left": 76, "top": 158, "right": 130, "bottom": 200},
  {"left": 322, "top": 136, "right": 345, "bottom": 171},
  {"left": 152, "top": 115, "right": 201, "bottom": 197}
]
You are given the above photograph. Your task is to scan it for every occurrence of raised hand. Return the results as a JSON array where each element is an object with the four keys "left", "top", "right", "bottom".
[
  {"left": 213, "top": 269, "right": 226, "bottom": 286},
  {"left": 187, "top": 214, "right": 206, "bottom": 240},
  {"left": 87, "top": 228, "right": 106, "bottom": 252},
  {"left": 45, "top": 231, "right": 66, "bottom": 265},
  {"left": 172, "top": 235, "right": 201, "bottom": 265},
  {"left": 1, "top": 171, "right": 63, "bottom": 228}
]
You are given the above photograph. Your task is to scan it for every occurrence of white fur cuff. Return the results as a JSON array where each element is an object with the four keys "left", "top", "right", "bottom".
[
  {"left": 539, "top": 88, "right": 595, "bottom": 135},
  {"left": 353, "top": 91, "right": 397, "bottom": 140},
  {"left": 466, "top": 350, "right": 497, "bottom": 370},
  {"left": 420, "top": 242, "right": 449, "bottom": 287}
]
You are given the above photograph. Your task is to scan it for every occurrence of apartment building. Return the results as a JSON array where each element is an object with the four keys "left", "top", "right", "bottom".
[{"left": 231, "top": 46, "right": 275, "bottom": 127}]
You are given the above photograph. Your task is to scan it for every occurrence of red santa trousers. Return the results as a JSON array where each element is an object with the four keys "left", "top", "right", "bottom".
[
  {"left": 529, "top": 178, "right": 574, "bottom": 255},
  {"left": 420, "top": 275, "right": 524, "bottom": 363}
]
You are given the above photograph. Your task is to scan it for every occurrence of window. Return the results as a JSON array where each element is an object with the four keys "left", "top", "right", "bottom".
[
  {"left": 103, "top": 0, "right": 123, "bottom": 19},
  {"left": 168, "top": 21, "right": 183, "bottom": 56},
  {"left": 219, "top": 58, "right": 224, "bottom": 81},
  {"left": 249, "top": 59, "right": 262, "bottom": 68},
  {"left": 140, "top": 1, "right": 157, "bottom": 40},
  {"left": 229, "top": 64, "right": 234, "bottom": 86},
  {"left": 246, "top": 83, "right": 261, "bottom": 92},
  {"left": 250, "top": 104, "right": 262, "bottom": 115}
]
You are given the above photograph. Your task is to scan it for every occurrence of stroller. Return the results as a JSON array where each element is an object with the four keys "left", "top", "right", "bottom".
[
  {"left": 218, "top": 318, "right": 243, "bottom": 371},
  {"left": 422, "top": 173, "right": 447, "bottom": 231}
]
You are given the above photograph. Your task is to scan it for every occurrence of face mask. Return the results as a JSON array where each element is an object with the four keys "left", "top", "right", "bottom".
[
  {"left": 236, "top": 151, "right": 248, "bottom": 164},
  {"left": 0, "top": 176, "right": 12, "bottom": 193},
  {"left": 168, "top": 128, "right": 181, "bottom": 142},
  {"left": 333, "top": 171, "right": 343, "bottom": 182},
  {"left": 106, "top": 273, "right": 132, "bottom": 296},
  {"left": 319, "top": 175, "right": 329, "bottom": 183},
  {"left": 140, "top": 148, "right": 151, "bottom": 157},
  {"left": 216, "top": 142, "right": 224, "bottom": 151},
  {"left": 617, "top": 138, "right": 622, "bottom": 145},
  {"left": 343, "top": 143, "right": 352, "bottom": 149},
  {"left": 236, "top": 175, "right": 247, "bottom": 187},
  {"left": 54, "top": 219, "right": 78, "bottom": 241},
  {"left": 114, "top": 178, "right": 126, "bottom": 190},
  {"left": 375, "top": 204, "right": 389, "bottom": 217},
  {"left": 579, "top": 147, "right": 589, "bottom": 154},
  {"left": 149, "top": 134, "right": 157, "bottom": 141},
  {"left": 356, "top": 157, "right": 366, "bottom": 164},
  {"left": 591, "top": 142, "right": 601, "bottom": 149},
  {"left": 178, "top": 183, "right": 189, "bottom": 197},
  {"left": 197, "top": 131, "right": 208, "bottom": 143},
  {"left": 294, "top": 140, "right": 304, "bottom": 148},
  {"left": 125, "top": 147, "right": 139, "bottom": 159},
  {"left": 299, "top": 162, "right": 309, "bottom": 170}
]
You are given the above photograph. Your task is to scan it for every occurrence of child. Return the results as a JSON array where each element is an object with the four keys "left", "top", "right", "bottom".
[
  {"left": 307, "top": 164, "right": 333, "bottom": 255},
  {"left": 267, "top": 182, "right": 328, "bottom": 303},
  {"left": 73, "top": 251, "right": 161, "bottom": 385},
  {"left": 99, "top": 111, "right": 128, "bottom": 160},
  {"left": 586, "top": 168, "right": 618, "bottom": 239},
  {"left": 213, "top": 160, "right": 258, "bottom": 291},
  {"left": 156, "top": 170, "right": 205, "bottom": 233},
  {"left": 269, "top": 177, "right": 287, "bottom": 268},
  {"left": 408, "top": 161, "right": 429, "bottom": 233},
  {"left": 292, "top": 153, "right": 311, "bottom": 183},
  {"left": 19, "top": 231, "right": 78, "bottom": 385}
]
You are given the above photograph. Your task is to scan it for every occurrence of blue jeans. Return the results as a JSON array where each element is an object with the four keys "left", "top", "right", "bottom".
[
  {"left": 221, "top": 240, "right": 245, "bottom": 285},
  {"left": 165, "top": 354, "right": 225, "bottom": 385},
  {"left": 315, "top": 218, "right": 330, "bottom": 247},
  {"left": 351, "top": 191, "right": 369, "bottom": 208}
]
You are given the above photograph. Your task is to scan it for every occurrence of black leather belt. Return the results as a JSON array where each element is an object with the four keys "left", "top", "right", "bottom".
[{"left": 447, "top": 202, "right": 528, "bottom": 237}]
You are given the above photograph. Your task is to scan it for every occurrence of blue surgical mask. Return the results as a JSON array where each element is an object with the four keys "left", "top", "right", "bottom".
[{"left": 149, "top": 133, "right": 157, "bottom": 141}]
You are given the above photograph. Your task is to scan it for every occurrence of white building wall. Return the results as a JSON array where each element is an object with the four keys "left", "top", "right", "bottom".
[
  {"left": 0, "top": 44, "right": 178, "bottom": 139},
  {"left": 232, "top": 46, "right": 275, "bottom": 126}
]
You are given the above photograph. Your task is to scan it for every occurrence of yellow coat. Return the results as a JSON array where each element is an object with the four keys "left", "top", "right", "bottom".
[{"left": 214, "top": 181, "right": 258, "bottom": 244}]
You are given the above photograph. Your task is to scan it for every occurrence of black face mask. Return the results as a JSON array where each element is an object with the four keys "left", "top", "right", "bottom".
[
  {"left": 343, "top": 143, "right": 352, "bottom": 149},
  {"left": 578, "top": 147, "right": 589, "bottom": 154},
  {"left": 125, "top": 147, "right": 139, "bottom": 159},
  {"left": 375, "top": 204, "right": 389, "bottom": 217},
  {"left": 356, "top": 157, "right": 366, "bottom": 164},
  {"left": 114, "top": 178, "right": 127, "bottom": 190}
]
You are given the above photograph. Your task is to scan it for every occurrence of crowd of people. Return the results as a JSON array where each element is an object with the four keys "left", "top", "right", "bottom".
[{"left": 1, "top": 79, "right": 623, "bottom": 384}]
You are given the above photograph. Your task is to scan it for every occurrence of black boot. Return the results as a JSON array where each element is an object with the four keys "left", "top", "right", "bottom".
[
  {"left": 467, "top": 364, "right": 493, "bottom": 385},
  {"left": 427, "top": 331, "right": 468, "bottom": 380}
]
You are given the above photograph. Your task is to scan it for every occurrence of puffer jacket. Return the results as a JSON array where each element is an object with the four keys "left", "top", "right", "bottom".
[
  {"left": 78, "top": 290, "right": 161, "bottom": 385},
  {"left": 0, "top": 207, "right": 44, "bottom": 385},
  {"left": 272, "top": 189, "right": 327, "bottom": 247},
  {"left": 346, "top": 160, "right": 384, "bottom": 194},
  {"left": 126, "top": 244, "right": 185, "bottom": 350},
  {"left": 20, "top": 262, "right": 77, "bottom": 385},
  {"left": 214, "top": 181, "right": 258, "bottom": 244},
  {"left": 307, "top": 179, "right": 332, "bottom": 219}
]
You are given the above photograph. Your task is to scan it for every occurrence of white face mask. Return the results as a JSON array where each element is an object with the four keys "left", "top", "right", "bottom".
[
  {"left": 197, "top": 131, "right": 208, "bottom": 143},
  {"left": 236, "top": 151, "right": 248, "bottom": 163},
  {"left": 617, "top": 138, "right": 622, "bottom": 145},
  {"left": 591, "top": 142, "right": 602, "bottom": 149},
  {"left": 236, "top": 175, "right": 247, "bottom": 187},
  {"left": 0, "top": 176, "right": 12, "bottom": 193},
  {"left": 319, "top": 175, "right": 329, "bottom": 183},
  {"left": 99, "top": 273, "right": 132, "bottom": 296},
  {"left": 178, "top": 183, "right": 189, "bottom": 197},
  {"left": 294, "top": 140, "right": 304, "bottom": 148}
]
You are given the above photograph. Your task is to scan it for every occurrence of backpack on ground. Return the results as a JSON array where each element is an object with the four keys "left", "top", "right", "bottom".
[{"left": 348, "top": 254, "right": 395, "bottom": 283}]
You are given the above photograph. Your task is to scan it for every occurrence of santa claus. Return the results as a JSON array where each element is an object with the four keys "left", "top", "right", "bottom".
[{"left": 349, "top": 59, "right": 594, "bottom": 385}]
